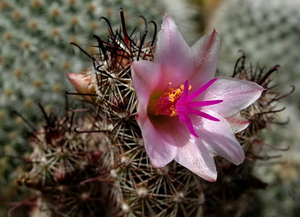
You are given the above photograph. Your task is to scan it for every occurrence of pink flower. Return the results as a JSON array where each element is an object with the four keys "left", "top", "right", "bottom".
[{"left": 131, "top": 14, "right": 264, "bottom": 181}]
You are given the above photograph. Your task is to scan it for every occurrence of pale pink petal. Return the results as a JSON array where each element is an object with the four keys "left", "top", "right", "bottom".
[
  {"left": 67, "top": 72, "right": 92, "bottom": 93},
  {"left": 66, "top": 72, "right": 95, "bottom": 102},
  {"left": 226, "top": 113, "right": 250, "bottom": 133},
  {"left": 131, "top": 60, "right": 163, "bottom": 111},
  {"left": 200, "top": 76, "right": 264, "bottom": 117},
  {"left": 189, "top": 30, "right": 221, "bottom": 87},
  {"left": 155, "top": 14, "right": 195, "bottom": 86},
  {"left": 195, "top": 113, "right": 245, "bottom": 165},
  {"left": 137, "top": 114, "right": 178, "bottom": 167},
  {"left": 175, "top": 138, "right": 217, "bottom": 182}
]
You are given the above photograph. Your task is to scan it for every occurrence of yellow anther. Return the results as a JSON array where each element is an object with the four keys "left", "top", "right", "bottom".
[{"left": 152, "top": 82, "right": 193, "bottom": 117}]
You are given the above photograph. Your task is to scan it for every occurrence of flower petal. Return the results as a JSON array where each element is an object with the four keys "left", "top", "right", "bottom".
[
  {"left": 131, "top": 60, "right": 163, "bottom": 111},
  {"left": 189, "top": 30, "right": 221, "bottom": 87},
  {"left": 175, "top": 138, "right": 217, "bottom": 182},
  {"left": 67, "top": 72, "right": 92, "bottom": 93},
  {"left": 137, "top": 114, "right": 178, "bottom": 168},
  {"left": 200, "top": 76, "right": 264, "bottom": 117},
  {"left": 225, "top": 113, "right": 250, "bottom": 133},
  {"left": 155, "top": 14, "right": 195, "bottom": 86},
  {"left": 196, "top": 112, "right": 245, "bottom": 165},
  {"left": 66, "top": 72, "right": 95, "bottom": 102}
]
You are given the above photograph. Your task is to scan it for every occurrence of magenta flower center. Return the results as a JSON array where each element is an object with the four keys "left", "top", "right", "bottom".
[
  {"left": 149, "top": 78, "right": 223, "bottom": 137},
  {"left": 151, "top": 82, "right": 189, "bottom": 117}
]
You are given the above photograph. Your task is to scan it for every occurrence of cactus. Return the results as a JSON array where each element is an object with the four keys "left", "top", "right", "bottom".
[
  {"left": 8, "top": 9, "right": 289, "bottom": 217},
  {"left": 0, "top": 0, "right": 201, "bottom": 212},
  {"left": 0, "top": 0, "right": 203, "bottom": 213},
  {"left": 207, "top": 0, "right": 300, "bottom": 216},
  {"left": 17, "top": 108, "right": 115, "bottom": 217}
]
